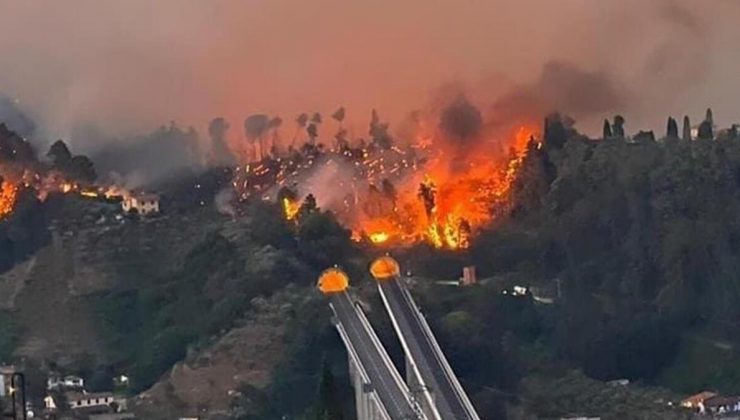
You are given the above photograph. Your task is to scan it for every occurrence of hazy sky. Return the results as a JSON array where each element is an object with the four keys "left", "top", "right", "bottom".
[{"left": 1, "top": 0, "right": 739, "bottom": 147}]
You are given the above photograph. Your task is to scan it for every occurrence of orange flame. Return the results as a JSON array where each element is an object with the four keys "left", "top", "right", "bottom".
[
  {"left": 0, "top": 181, "right": 19, "bottom": 220},
  {"left": 352, "top": 124, "right": 538, "bottom": 250},
  {"left": 282, "top": 197, "right": 301, "bottom": 221}
]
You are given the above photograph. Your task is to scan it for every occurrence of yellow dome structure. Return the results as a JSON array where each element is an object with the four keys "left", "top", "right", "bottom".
[
  {"left": 317, "top": 268, "right": 350, "bottom": 294},
  {"left": 369, "top": 256, "right": 401, "bottom": 281}
]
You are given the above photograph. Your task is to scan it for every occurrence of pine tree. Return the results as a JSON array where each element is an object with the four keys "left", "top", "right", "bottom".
[
  {"left": 666, "top": 117, "right": 679, "bottom": 138},
  {"left": 682, "top": 115, "right": 692, "bottom": 141},
  {"left": 603, "top": 119, "right": 613, "bottom": 139},
  {"left": 706, "top": 108, "right": 714, "bottom": 126}
]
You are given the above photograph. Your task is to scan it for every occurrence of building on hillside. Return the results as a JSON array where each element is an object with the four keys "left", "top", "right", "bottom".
[
  {"left": 702, "top": 395, "right": 740, "bottom": 415},
  {"left": 681, "top": 391, "right": 717, "bottom": 410},
  {"left": 121, "top": 193, "right": 160, "bottom": 215},
  {"left": 65, "top": 391, "right": 115, "bottom": 411},
  {"left": 47, "top": 374, "right": 84, "bottom": 390}
]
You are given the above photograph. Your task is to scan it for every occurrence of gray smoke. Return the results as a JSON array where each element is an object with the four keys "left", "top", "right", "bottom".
[
  {"left": 439, "top": 96, "right": 483, "bottom": 142},
  {"left": 0, "top": 0, "right": 738, "bottom": 147}
]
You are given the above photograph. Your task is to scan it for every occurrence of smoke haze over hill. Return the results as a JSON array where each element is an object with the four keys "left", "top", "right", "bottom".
[{"left": 0, "top": 0, "right": 739, "bottom": 149}]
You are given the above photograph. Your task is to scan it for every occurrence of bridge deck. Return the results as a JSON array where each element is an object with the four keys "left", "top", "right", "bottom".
[
  {"left": 330, "top": 291, "right": 421, "bottom": 419},
  {"left": 379, "top": 278, "right": 478, "bottom": 420}
]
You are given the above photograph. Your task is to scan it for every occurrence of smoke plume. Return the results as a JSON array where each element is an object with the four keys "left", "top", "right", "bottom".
[{"left": 0, "top": 0, "right": 738, "bottom": 148}]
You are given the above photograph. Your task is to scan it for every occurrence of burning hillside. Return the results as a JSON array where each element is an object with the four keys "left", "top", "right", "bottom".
[
  {"left": 0, "top": 125, "right": 134, "bottom": 221},
  {"left": 231, "top": 98, "right": 539, "bottom": 250}
]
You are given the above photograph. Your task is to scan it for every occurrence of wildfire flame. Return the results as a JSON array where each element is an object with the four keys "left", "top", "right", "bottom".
[
  {"left": 282, "top": 197, "right": 301, "bottom": 221},
  {"left": 351, "top": 124, "right": 537, "bottom": 249},
  {"left": 229, "top": 109, "right": 539, "bottom": 251},
  {"left": 0, "top": 180, "right": 19, "bottom": 220}
]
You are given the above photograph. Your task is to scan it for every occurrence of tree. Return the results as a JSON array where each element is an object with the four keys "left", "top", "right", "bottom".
[
  {"left": 698, "top": 120, "right": 713, "bottom": 140},
  {"left": 66, "top": 155, "right": 97, "bottom": 182},
  {"left": 369, "top": 109, "right": 393, "bottom": 149},
  {"left": 705, "top": 107, "right": 714, "bottom": 126},
  {"left": 666, "top": 117, "right": 678, "bottom": 138},
  {"left": 332, "top": 107, "right": 347, "bottom": 149},
  {"left": 314, "top": 358, "right": 344, "bottom": 420},
  {"left": 47, "top": 140, "right": 72, "bottom": 165},
  {"left": 268, "top": 116, "right": 283, "bottom": 155},
  {"left": 331, "top": 107, "right": 345, "bottom": 126},
  {"left": 544, "top": 114, "right": 567, "bottom": 149},
  {"left": 244, "top": 114, "right": 271, "bottom": 160},
  {"left": 293, "top": 113, "right": 309, "bottom": 148},
  {"left": 602, "top": 119, "right": 613, "bottom": 139},
  {"left": 613, "top": 115, "right": 625, "bottom": 137},
  {"left": 207, "top": 117, "right": 235, "bottom": 166},
  {"left": 311, "top": 112, "right": 323, "bottom": 124},
  {"left": 682, "top": 115, "right": 692, "bottom": 141},
  {"left": 634, "top": 130, "right": 655, "bottom": 143},
  {"left": 307, "top": 123, "right": 319, "bottom": 145},
  {"left": 299, "top": 193, "right": 318, "bottom": 219}
]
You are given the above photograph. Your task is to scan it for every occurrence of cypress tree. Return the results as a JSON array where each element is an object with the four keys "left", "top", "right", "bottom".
[
  {"left": 666, "top": 117, "right": 679, "bottom": 138},
  {"left": 603, "top": 119, "right": 613, "bottom": 139},
  {"left": 613, "top": 115, "right": 625, "bottom": 137},
  {"left": 706, "top": 108, "right": 714, "bottom": 126},
  {"left": 682, "top": 115, "right": 692, "bottom": 141}
]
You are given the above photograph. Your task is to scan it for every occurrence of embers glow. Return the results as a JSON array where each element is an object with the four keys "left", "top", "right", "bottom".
[
  {"left": 353, "top": 124, "right": 538, "bottom": 250},
  {"left": 232, "top": 115, "right": 538, "bottom": 250}
]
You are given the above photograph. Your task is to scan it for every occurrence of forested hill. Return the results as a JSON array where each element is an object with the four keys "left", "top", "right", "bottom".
[{"left": 472, "top": 111, "right": 740, "bottom": 384}]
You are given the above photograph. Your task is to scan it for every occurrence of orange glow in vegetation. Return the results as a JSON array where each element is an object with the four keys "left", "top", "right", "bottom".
[
  {"left": 351, "top": 123, "right": 539, "bottom": 250},
  {"left": 369, "top": 256, "right": 401, "bottom": 281},
  {"left": 317, "top": 268, "right": 350, "bottom": 294},
  {"left": 369, "top": 232, "right": 390, "bottom": 244},
  {"left": 0, "top": 181, "right": 19, "bottom": 220},
  {"left": 282, "top": 197, "right": 301, "bottom": 221},
  {"left": 250, "top": 113, "right": 539, "bottom": 251}
]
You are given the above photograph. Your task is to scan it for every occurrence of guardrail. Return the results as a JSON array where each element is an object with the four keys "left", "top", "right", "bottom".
[
  {"left": 377, "top": 282, "right": 442, "bottom": 420},
  {"left": 330, "top": 302, "right": 392, "bottom": 420},
  {"left": 352, "top": 301, "right": 428, "bottom": 420},
  {"left": 390, "top": 278, "right": 480, "bottom": 419}
]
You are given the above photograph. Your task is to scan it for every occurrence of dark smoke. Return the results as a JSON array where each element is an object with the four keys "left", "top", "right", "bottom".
[
  {"left": 491, "top": 61, "right": 624, "bottom": 125},
  {"left": 439, "top": 96, "right": 483, "bottom": 142}
]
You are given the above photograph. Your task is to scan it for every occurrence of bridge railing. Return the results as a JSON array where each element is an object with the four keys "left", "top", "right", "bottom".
[
  {"left": 352, "top": 301, "right": 428, "bottom": 420},
  {"left": 330, "top": 302, "right": 392, "bottom": 420},
  {"left": 393, "top": 278, "right": 480, "bottom": 420},
  {"left": 377, "top": 282, "right": 442, "bottom": 420}
]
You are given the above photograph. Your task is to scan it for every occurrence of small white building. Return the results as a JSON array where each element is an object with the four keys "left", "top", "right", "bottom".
[
  {"left": 122, "top": 193, "right": 160, "bottom": 215},
  {"left": 47, "top": 375, "right": 84, "bottom": 390},
  {"left": 66, "top": 391, "right": 115, "bottom": 410}
]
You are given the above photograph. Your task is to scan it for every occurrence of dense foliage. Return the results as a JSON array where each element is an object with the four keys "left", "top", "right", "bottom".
[
  {"left": 91, "top": 201, "right": 356, "bottom": 393},
  {"left": 462, "top": 113, "right": 740, "bottom": 391}
]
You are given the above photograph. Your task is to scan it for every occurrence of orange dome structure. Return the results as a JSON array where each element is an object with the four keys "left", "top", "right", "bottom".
[
  {"left": 369, "top": 256, "right": 401, "bottom": 281},
  {"left": 317, "top": 267, "right": 350, "bottom": 294}
]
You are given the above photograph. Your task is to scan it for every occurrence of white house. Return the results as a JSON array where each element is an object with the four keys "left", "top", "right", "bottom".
[
  {"left": 47, "top": 375, "right": 84, "bottom": 390},
  {"left": 121, "top": 193, "right": 160, "bottom": 215},
  {"left": 65, "top": 391, "right": 115, "bottom": 410},
  {"left": 701, "top": 395, "right": 740, "bottom": 415}
]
